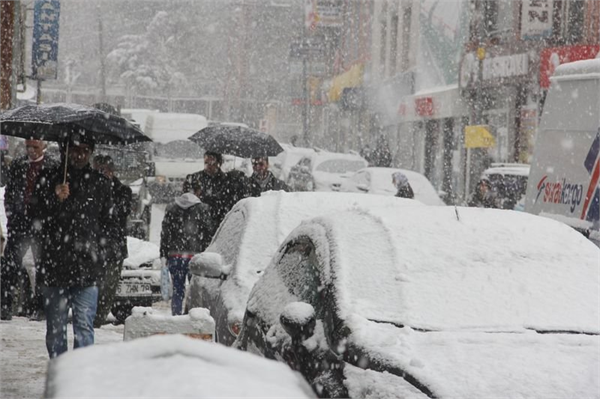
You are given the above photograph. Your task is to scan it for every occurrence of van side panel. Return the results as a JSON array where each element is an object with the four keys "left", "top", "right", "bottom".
[{"left": 525, "top": 75, "right": 600, "bottom": 233}]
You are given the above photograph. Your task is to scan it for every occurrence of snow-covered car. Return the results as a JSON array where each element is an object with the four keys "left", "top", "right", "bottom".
[
  {"left": 339, "top": 167, "right": 445, "bottom": 205},
  {"left": 44, "top": 334, "right": 316, "bottom": 398},
  {"left": 112, "top": 237, "right": 161, "bottom": 323},
  {"left": 481, "top": 163, "right": 530, "bottom": 210},
  {"left": 287, "top": 150, "right": 368, "bottom": 192},
  {"left": 187, "top": 191, "right": 422, "bottom": 346},
  {"left": 236, "top": 206, "right": 600, "bottom": 398},
  {"left": 270, "top": 144, "right": 317, "bottom": 182}
]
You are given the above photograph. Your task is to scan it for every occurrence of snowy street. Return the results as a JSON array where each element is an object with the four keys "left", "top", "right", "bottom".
[{"left": 0, "top": 302, "right": 171, "bottom": 399}]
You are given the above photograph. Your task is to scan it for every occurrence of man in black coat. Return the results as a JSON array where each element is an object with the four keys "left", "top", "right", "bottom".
[
  {"left": 182, "top": 152, "right": 232, "bottom": 231},
  {"left": 1, "top": 139, "right": 58, "bottom": 321},
  {"left": 160, "top": 192, "right": 214, "bottom": 315},
  {"left": 32, "top": 135, "right": 116, "bottom": 358},
  {"left": 249, "top": 156, "right": 290, "bottom": 196},
  {"left": 92, "top": 155, "right": 132, "bottom": 328}
]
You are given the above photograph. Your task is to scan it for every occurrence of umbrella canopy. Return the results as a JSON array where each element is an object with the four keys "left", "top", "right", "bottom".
[
  {"left": 188, "top": 125, "right": 283, "bottom": 158},
  {"left": 0, "top": 103, "right": 151, "bottom": 145}
]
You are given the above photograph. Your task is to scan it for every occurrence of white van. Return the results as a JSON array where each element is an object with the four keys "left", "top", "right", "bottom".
[{"left": 524, "top": 58, "right": 599, "bottom": 245}]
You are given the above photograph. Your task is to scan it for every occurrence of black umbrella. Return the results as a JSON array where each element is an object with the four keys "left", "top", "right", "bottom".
[
  {"left": 0, "top": 103, "right": 152, "bottom": 182},
  {"left": 188, "top": 124, "right": 284, "bottom": 158},
  {"left": 0, "top": 103, "right": 151, "bottom": 145}
]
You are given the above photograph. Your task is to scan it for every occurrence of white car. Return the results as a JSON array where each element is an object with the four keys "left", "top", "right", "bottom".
[
  {"left": 44, "top": 334, "right": 316, "bottom": 398},
  {"left": 187, "top": 191, "right": 423, "bottom": 346},
  {"left": 339, "top": 167, "right": 445, "bottom": 205},
  {"left": 270, "top": 144, "right": 317, "bottom": 182},
  {"left": 287, "top": 150, "right": 368, "bottom": 192},
  {"left": 237, "top": 206, "right": 600, "bottom": 398}
]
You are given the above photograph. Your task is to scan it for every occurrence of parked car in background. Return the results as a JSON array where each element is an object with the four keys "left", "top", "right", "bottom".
[
  {"left": 236, "top": 206, "right": 600, "bottom": 398},
  {"left": 524, "top": 58, "right": 599, "bottom": 245},
  {"left": 339, "top": 167, "right": 445, "bottom": 205},
  {"left": 44, "top": 334, "right": 316, "bottom": 398},
  {"left": 481, "top": 163, "right": 530, "bottom": 210},
  {"left": 111, "top": 237, "right": 161, "bottom": 323},
  {"left": 187, "top": 191, "right": 422, "bottom": 346},
  {"left": 287, "top": 150, "right": 368, "bottom": 192},
  {"left": 270, "top": 144, "right": 317, "bottom": 182}
]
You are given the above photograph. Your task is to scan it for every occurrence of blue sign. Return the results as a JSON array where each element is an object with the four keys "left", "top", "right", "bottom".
[{"left": 31, "top": 0, "right": 60, "bottom": 80}]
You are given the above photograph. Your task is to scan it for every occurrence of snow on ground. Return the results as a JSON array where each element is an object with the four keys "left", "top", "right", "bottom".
[{"left": 0, "top": 302, "right": 172, "bottom": 399}]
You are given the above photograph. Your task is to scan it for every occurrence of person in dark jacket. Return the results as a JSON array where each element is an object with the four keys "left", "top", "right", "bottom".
[
  {"left": 1, "top": 139, "right": 58, "bottom": 321},
  {"left": 182, "top": 152, "right": 233, "bottom": 231},
  {"left": 92, "top": 155, "right": 132, "bottom": 328},
  {"left": 249, "top": 156, "right": 290, "bottom": 196},
  {"left": 467, "top": 178, "right": 498, "bottom": 208},
  {"left": 31, "top": 134, "right": 116, "bottom": 358},
  {"left": 392, "top": 171, "right": 415, "bottom": 199},
  {"left": 160, "top": 192, "right": 214, "bottom": 315}
]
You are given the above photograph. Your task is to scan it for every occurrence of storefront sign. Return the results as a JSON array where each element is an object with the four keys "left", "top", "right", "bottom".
[
  {"left": 415, "top": 97, "right": 434, "bottom": 117},
  {"left": 539, "top": 45, "right": 600, "bottom": 88},
  {"left": 31, "top": 0, "right": 61, "bottom": 80},
  {"left": 460, "top": 52, "right": 529, "bottom": 89},
  {"left": 521, "top": 0, "right": 553, "bottom": 40},
  {"left": 465, "top": 125, "right": 496, "bottom": 148}
]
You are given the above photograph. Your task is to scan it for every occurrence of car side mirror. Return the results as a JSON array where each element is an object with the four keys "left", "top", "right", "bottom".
[
  {"left": 190, "top": 252, "right": 225, "bottom": 279},
  {"left": 357, "top": 183, "right": 369, "bottom": 192},
  {"left": 280, "top": 302, "right": 316, "bottom": 342}
]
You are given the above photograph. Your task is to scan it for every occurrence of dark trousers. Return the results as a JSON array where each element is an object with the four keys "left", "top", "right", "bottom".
[
  {"left": 94, "top": 259, "right": 124, "bottom": 328},
  {"left": 1, "top": 220, "right": 42, "bottom": 316},
  {"left": 167, "top": 257, "right": 191, "bottom": 316}
]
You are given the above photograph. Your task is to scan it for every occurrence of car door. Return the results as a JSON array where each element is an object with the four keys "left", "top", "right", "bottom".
[
  {"left": 239, "top": 238, "right": 346, "bottom": 397},
  {"left": 188, "top": 208, "right": 246, "bottom": 342}
]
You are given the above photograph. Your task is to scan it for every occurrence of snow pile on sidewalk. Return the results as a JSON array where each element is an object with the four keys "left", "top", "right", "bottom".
[{"left": 123, "top": 307, "right": 215, "bottom": 341}]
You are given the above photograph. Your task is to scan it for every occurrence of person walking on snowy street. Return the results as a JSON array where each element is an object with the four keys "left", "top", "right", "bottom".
[
  {"left": 92, "top": 155, "right": 132, "bottom": 328},
  {"left": 31, "top": 135, "right": 116, "bottom": 358},
  {"left": 249, "top": 156, "right": 290, "bottom": 196},
  {"left": 1, "top": 140, "right": 57, "bottom": 321},
  {"left": 160, "top": 192, "right": 214, "bottom": 315}
]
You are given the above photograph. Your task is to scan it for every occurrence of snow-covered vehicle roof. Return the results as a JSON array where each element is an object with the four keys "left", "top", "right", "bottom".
[
  {"left": 189, "top": 191, "right": 424, "bottom": 343},
  {"left": 339, "top": 167, "right": 445, "bottom": 206},
  {"left": 482, "top": 163, "right": 530, "bottom": 177},
  {"left": 44, "top": 334, "right": 315, "bottom": 398},
  {"left": 244, "top": 206, "right": 599, "bottom": 398},
  {"left": 144, "top": 112, "right": 208, "bottom": 143}
]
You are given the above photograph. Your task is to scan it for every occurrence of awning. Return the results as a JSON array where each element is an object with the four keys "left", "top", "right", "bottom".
[{"left": 327, "top": 64, "right": 364, "bottom": 102}]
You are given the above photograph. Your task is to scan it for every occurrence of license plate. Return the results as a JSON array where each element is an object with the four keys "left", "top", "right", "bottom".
[{"left": 117, "top": 281, "right": 152, "bottom": 297}]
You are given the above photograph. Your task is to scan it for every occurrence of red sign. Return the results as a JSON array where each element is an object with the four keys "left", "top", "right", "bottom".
[
  {"left": 539, "top": 45, "right": 600, "bottom": 88},
  {"left": 415, "top": 97, "right": 434, "bottom": 117}
]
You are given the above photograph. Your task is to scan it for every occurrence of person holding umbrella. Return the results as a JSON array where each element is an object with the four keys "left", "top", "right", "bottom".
[{"left": 31, "top": 134, "right": 117, "bottom": 358}]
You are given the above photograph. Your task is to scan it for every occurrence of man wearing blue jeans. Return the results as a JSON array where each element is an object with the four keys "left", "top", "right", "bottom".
[{"left": 31, "top": 135, "right": 115, "bottom": 358}]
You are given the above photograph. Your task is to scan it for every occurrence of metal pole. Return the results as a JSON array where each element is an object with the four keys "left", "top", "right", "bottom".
[
  {"left": 0, "top": 0, "right": 16, "bottom": 110},
  {"left": 36, "top": 79, "right": 42, "bottom": 104},
  {"left": 97, "top": 5, "right": 107, "bottom": 103}
]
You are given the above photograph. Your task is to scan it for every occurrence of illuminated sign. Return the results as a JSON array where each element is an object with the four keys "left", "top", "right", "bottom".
[{"left": 31, "top": 0, "right": 60, "bottom": 80}]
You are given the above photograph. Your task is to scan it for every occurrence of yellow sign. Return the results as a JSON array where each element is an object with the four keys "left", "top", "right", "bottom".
[
  {"left": 464, "top": 125, "right": 496, "bottom": 148},
  {"left": 328, "top": 63, "right": 364, "bottom": 102},
  {"left": 477, "top": 47, "right": 486, "bottom": 60}
]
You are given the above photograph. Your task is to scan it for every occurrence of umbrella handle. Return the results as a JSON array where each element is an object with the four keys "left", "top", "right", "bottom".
[{"left": 63, "top": 140, "right": 69, "bottom": 184}]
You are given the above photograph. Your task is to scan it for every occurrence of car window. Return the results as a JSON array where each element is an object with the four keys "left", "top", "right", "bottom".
[
  {"left": 211, "top": 209, "right": 246, "bottom": 267},
  {"left": 278, "top": 239, "right": 323, "bottom": 308},
  {"left": 316, "top": 159, "right": 366, "bottom": 173}
]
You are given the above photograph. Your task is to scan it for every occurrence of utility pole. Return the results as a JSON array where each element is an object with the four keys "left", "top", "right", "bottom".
[
  {"left": 1, "top": 0, "right": 16, "bottom": 110},
  {"left": 97, "top": 4, "right": 107, "bottom": 103}
]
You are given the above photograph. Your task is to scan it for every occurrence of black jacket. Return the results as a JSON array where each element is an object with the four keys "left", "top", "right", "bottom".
[
  {"left": 108, "top": 177, "right": 132, "bottom": 261},
  {"left": 32, "top": 164, "right": 117, "bottom": 287},
  {"left": 395, "top": 184, "right": 414, "bottom": 199},
  {"left": 160, "top": 200, "right": 214, "bottom": 258},
  {"left": 183, "top": 169, "right": 246, "bottom": 227},
  {"left": 4, "top": 155, "right": 58, "bottom": 229},
  {"left": 250, "top": 171, "right": 290, "bottom": 196}
]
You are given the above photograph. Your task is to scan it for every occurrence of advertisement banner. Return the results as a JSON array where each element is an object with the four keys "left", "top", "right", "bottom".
[
  {"left": 521, "top": 0, "right": 553, "bottom": 40},
  {"left": 539, "top": 45, "right": 600, "bottom": 88},
  {"left": 31, "top": 0, "right": 61, "bottom": 80}
]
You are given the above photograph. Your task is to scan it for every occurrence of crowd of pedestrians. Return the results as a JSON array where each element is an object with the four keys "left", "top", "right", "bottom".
[{"left": 1, "top": 138, "right": 289, "bottom": 359}]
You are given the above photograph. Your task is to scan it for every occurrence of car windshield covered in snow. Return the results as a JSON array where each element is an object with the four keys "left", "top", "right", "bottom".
[{"left": 315, "top": 159, "right": 366, "bottom": 174}]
